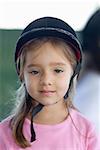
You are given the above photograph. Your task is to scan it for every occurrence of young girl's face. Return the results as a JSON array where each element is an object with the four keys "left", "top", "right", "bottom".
[{"left": 23, "top": 42, "right": 73, "bottom": 106}]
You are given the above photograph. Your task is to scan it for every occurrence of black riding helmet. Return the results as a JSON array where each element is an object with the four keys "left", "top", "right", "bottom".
[
  {"left": 15, "top": 16, "right": 82, "bottom": 75},
  {"left": 14, "top": 16, "right": 82, "bottom": 142}
]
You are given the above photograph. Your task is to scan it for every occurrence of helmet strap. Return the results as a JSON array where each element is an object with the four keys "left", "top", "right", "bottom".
[{"left": 30, "top": 104, "right": 43, "bottom": 142}]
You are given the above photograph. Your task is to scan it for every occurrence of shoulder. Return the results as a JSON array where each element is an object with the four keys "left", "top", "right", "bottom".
[
  {"left": 70, "top": 109, "right": 100, "bottom": 148},
  {"left": 70, "top": 108, "right": 92, "bottom": 123},
  {"left": 0, "top": 116, "right": 12, "bottom": 134},
  {"left": 0, "top": 116, "right": 12, "bottom": 126},
  {"left": 0, "top": 116, "right": 20, "bottom": 149},
  {"left": 70, "top": 108, "right": 97, "bottom": 136}
]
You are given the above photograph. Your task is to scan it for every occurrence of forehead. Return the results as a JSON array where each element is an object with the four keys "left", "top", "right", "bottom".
[{"left": 25, "top": 42, "right": 71, "bottom": 65}]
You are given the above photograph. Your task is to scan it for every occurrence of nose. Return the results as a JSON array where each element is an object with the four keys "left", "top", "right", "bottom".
[{"left": 40, "top": 71, "right": 53, "bottom": 86}]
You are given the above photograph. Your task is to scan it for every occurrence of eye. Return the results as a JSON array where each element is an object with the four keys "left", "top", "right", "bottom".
[
  {"left": 54, "top": 69, "right": 64, "bottom": 73},
  {"left": 30, "top": 70, "right": 39, "bottom": 75}
]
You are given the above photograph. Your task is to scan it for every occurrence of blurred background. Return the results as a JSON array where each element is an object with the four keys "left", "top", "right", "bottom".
[{"left": 0, "top": 0, "right": 100, "bottom": 123}]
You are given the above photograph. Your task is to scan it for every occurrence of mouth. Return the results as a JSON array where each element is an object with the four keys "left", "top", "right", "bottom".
[{"left": 39, "top": 90, "right": 56, "bottom": 96}]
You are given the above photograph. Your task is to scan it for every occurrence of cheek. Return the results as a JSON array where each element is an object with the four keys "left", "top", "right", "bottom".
[
  {"left": 24, "top": 75, "right": 35, "bottom": 93},
  {"left": 24, "top": 79, "right": 32, "bottom": 94},
  {"left": 60, "top": 79, "right": 70, "bottom": 90},
  {"left": 58, "top": 74, "right": 71, "bottom": 92},
  {"left": 24, "top": 80, "right": 37, "bottom": 99}
]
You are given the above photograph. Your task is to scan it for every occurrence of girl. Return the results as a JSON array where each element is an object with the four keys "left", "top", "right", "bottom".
[{"left": 0, "top": 17, "right": 99, "bottom": 149}]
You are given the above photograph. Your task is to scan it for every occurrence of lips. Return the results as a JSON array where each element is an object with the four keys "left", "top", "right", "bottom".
[
  {"left": 39, "top": 90, "right": 56, "bottom": 96},
  {"left": 40, "top": 90, "right": 55, "bottom": 92}
]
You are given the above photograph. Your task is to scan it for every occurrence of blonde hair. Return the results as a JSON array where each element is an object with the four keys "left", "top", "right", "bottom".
[{"left": 10, "top": 37, "right": 77, "bottom": 148}]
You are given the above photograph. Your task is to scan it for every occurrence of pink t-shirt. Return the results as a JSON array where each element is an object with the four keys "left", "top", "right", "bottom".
[{"left": 0, "top": 109, "right": 99, "bottom": 150}]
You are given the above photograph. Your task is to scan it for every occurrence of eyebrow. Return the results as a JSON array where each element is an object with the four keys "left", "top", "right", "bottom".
[{"left": 27, "top": 62, "right": 66, "bottom": 68}]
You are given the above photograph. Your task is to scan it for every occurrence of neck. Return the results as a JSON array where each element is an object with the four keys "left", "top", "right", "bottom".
[{"left": 32, "top": 100, "right": 69, "bottom": 125}]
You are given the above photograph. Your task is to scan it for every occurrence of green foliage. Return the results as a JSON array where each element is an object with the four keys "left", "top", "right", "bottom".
[{"left": 0, "top": 29, "right": 22, "bottom": 121}]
